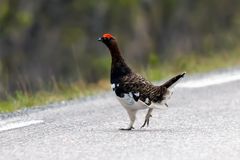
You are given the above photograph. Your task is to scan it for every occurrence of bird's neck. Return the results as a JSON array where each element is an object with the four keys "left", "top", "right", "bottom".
[
  {"left": 106, "top": 41, "right": 131, "bottom": 83},
  {"left": 107, "top": 43, "right": 122, "bottom": 63}
]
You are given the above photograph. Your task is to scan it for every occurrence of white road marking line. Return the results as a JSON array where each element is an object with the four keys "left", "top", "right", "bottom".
[
  {"left": 0, "top": 120, "right": 44, "bottom": 132},
  {"left": 177, "top": 72, "right": 240, "bottom": 88}
]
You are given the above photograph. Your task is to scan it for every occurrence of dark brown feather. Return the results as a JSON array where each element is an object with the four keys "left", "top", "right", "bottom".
[
  {"left": 161, "top": 72, "right": 186, "bottom": 88},
  {"left": 114, "top": 72, "right": 168, "bottom": 105}
]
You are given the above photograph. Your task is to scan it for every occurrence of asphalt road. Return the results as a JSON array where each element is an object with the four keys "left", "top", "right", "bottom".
[{"left": 1, "top": 68, "right": 240, "bottom": 160}]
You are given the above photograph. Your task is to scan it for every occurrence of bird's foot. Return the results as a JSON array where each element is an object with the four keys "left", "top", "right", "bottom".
[
  {"left": 141, "top": 115, "right": 152, "bottom": 128},
  {"left": 119, "top": 126, "right": 134, "bottom": 131}
]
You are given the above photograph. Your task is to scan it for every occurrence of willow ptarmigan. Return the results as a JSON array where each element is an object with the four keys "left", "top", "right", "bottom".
[{"left": 98, "top": 33, "right": 186, "bottom": 130}]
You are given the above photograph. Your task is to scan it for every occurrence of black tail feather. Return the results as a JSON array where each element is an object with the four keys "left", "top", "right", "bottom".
[{"left": 162, "top": 72, "right": 186, "bottom": 88}]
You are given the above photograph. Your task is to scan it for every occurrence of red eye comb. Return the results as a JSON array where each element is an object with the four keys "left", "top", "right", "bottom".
[{"left": 103, "top": 33, "right": 113, "bottom": 39}]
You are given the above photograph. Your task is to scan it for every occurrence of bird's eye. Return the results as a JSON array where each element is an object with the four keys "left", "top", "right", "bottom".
[{"left": 103, "top": 37, "right": 112, "bottom": 41}]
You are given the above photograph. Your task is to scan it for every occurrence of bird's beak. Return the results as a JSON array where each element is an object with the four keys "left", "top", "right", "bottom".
[{"left": 97, "top": 37, "right": 102, "bottom": 41}]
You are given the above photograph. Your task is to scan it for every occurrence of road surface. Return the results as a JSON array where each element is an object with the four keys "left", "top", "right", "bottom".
[{"left": 1, "top": 68, "right": 240, "bottom": 160}]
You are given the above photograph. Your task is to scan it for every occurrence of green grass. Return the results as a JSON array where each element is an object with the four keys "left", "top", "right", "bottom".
[
  {"left": 144, "top": 49, "right": 240, "bottom": 81},
  {"left": 0, "top": 80, "right": 109, "bottom": 113},
  {"left": 1, "top": 48, "right": 240, "bottom": 113}
]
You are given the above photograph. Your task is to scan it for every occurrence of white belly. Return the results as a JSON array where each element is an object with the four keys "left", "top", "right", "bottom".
[{"left": 116, "top": 93, "right": 148, "bottom": 110}]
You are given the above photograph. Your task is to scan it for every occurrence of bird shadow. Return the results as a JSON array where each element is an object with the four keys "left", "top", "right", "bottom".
[{"left": 100, "top": 128, "right": 177, "bottom": 133}]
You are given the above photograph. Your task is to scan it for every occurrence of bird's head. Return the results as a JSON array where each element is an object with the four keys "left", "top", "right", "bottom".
[{"left": 97, "top": 33, "right": 116, "bottom": 46}]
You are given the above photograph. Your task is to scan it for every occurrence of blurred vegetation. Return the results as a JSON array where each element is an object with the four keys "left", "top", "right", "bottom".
[{"left": 1, "top": 0, "right": 240, "bottom": 111}]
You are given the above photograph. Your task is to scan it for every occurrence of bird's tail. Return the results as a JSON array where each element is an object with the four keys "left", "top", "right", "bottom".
[{"left": 161, "top": 72, "right": 186, "bottom": 89}]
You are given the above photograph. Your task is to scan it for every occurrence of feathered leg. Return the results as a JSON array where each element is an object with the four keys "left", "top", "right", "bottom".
[
  {"left": 120, "top": 109, "right": 137, "bottom": 130},
  {"left": 141, "top": 108, "right": 153, "bottom": 128}
]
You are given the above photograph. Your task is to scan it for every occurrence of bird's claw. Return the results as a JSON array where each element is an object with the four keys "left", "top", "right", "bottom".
[
  {"left": 119, "top": 126, "right": 134, "bottom": 131},
  {"left": 141, "top": 115, "right": 152, "bottom": 128},
  {"left": 141, "top": 119, "right": 149, "bottom": 128}
]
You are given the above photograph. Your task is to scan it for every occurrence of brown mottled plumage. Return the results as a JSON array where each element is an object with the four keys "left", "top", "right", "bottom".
[
  {"left": 117, "top": 73, "right": 168, "bottom": 104},
  {"left": 98, "top": 33, "right": 185, "bottom": 130}
]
